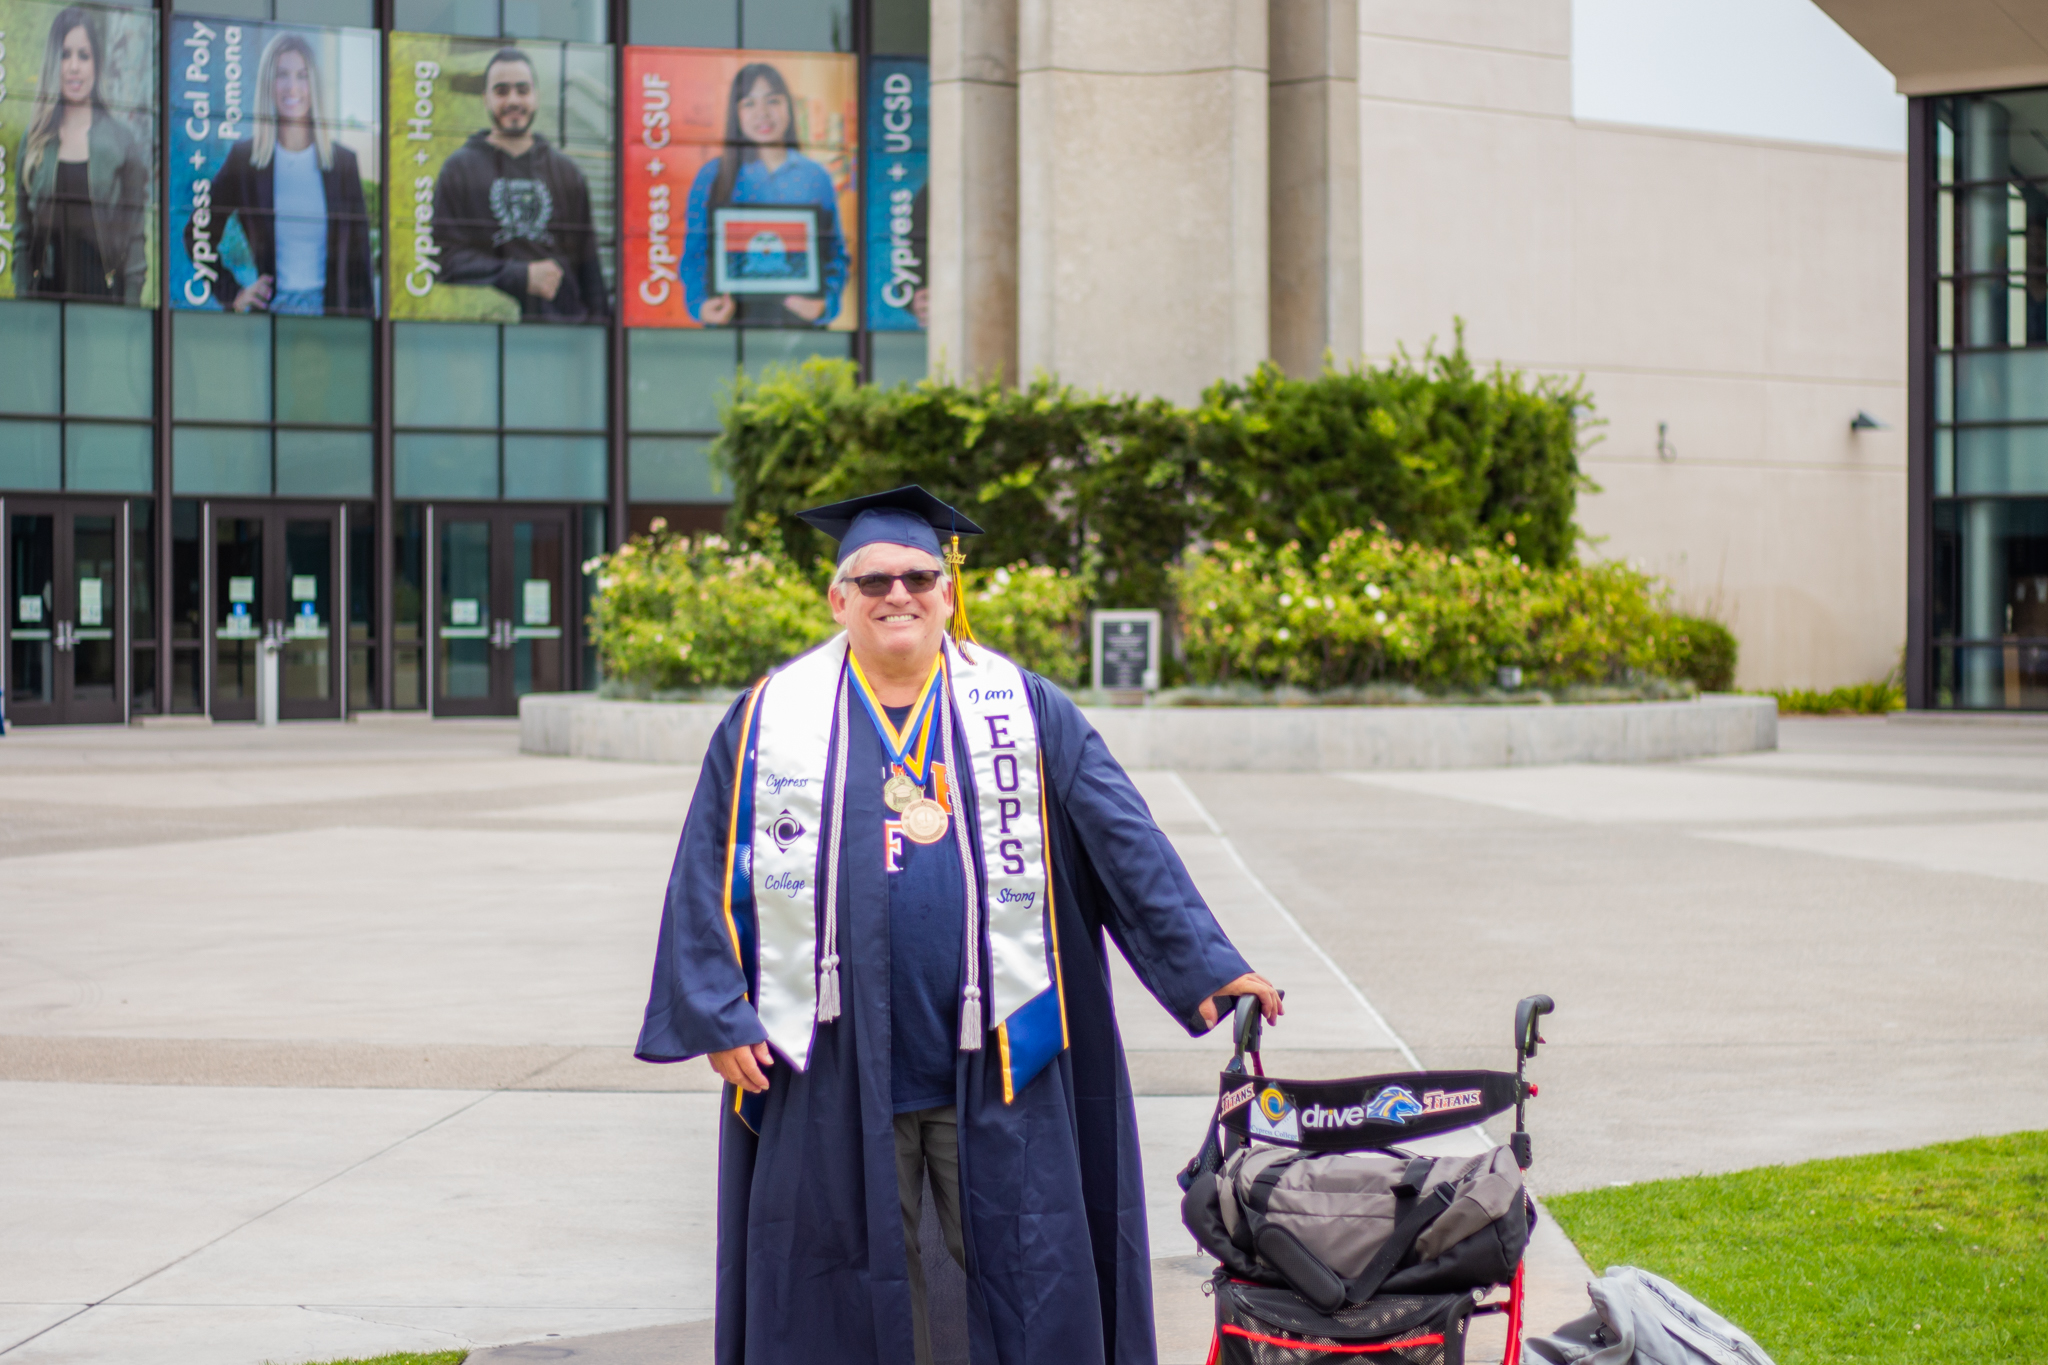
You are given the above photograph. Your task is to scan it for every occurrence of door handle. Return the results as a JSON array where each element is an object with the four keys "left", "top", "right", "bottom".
[
  {"left": 55, "top": 621, "right": 75, "bottom": 651},
  {"left": 492, "top": 619, "right": 514, "bottom": 649}
]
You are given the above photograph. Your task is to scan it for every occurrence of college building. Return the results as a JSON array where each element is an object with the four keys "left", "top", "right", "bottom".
[{"left": 0, "top": 0, "right": 2035, "bottom": 723}]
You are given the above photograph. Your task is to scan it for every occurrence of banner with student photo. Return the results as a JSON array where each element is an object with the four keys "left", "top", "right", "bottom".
[
  {"left": 621, "top": 46, "right": 858, "bottom": 331},
  {"left": 0, "top": 0, "right": 158, "bottom": 305},
  {"left": 863, "top": 57, "right": 924, "bottom": 332},
  {"left": 388, "top": 32, "right": 613, "bottom": 323},
  {"left": 168, "top": 16, "right": 380, "bottom": 316}
]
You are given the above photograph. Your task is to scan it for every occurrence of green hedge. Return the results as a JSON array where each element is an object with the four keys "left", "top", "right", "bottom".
[
  {"left": 587, "top": 339, "right": 1749, "bottom": 698},
  {"left": 587, "top": 528, "right": 1088, "bottom": 690},
  {"left": 587, "top": 526, "right": 835, "bottom": 693},
  {"left": 715, "top": 332, "right": 1589, "bottom": 621},
  {"left": 1662, "top": 614, "right": 1739, "bottom": 692},
  {"left": 1176, "top": 528, "right": 1694, "bottom": 692},
  {"left": 1192, "top": 335, "right": 1588, "bottom": 571}
]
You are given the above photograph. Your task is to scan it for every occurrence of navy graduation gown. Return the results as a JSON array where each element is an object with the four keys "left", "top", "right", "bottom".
[{"left": 636, "top": 670, "right": 1252, "bottom": 1365}]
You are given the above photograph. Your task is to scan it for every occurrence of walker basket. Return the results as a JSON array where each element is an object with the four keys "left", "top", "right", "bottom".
[{"left": 1211, "top": 1277, "right": 1481, "bottom": 1365}]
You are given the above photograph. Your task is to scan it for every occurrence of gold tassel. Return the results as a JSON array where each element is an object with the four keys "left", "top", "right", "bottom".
[{"left": 945, "top": 533, "right": 978, "bottom": 645}]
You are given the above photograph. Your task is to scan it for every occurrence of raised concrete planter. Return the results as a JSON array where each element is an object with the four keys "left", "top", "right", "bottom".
[{"left": 522, "top": 693, "right": 1776, "bottom": 770}]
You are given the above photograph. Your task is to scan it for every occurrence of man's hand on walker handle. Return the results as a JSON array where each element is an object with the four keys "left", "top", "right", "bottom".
[
  {"left": 1201, "top": 973, "right": 1283, "bottom": 1028},
  {"left": 712, "top": 979, "right": 1279, "bottom": 1083},
  {"left": 709, "top": 1041, "right": 774, "bottom": 1093}
]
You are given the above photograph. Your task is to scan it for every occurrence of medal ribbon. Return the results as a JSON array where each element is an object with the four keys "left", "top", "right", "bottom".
[{"left": 847, "top": 653, "right": 942, "bottom": 784}]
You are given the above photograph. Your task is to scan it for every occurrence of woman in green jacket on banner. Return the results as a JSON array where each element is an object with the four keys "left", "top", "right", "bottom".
[{"left": 16, "top": 5, "right": 152, "bottom": 303}]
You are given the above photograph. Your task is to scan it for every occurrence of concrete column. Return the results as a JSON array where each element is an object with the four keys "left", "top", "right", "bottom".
[
  {"left": 1268, "top": 0, "right": 1360, "bottom": 376},
  {"left": 1016, "top": 0, "right": 1268, "bottom": 403},
  {"left": 929, "top": 0, "right": 1020, "bottom": 384}
]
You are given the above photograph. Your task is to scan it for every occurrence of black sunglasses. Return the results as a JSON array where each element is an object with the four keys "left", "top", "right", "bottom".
[{"left": 845, "top": 570, "right": 943, "bottom": 597}]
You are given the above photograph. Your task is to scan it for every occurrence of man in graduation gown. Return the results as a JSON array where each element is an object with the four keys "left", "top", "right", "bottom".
[{"left": 635, "top": 487, "right": 1282, "bottom": 1365}]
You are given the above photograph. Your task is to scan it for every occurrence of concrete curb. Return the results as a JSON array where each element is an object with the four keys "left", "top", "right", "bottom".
[{"left": 520, "top": 693, "right": 1777, "bottom": 771}]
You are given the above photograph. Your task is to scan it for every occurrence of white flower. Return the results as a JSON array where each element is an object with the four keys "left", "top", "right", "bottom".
[
  {"left": 1365, "top": 583, "right": 1382, "bottom": 600},
  {"left": 1375, "top": 611, "right": 1387, "bottom": 624},
  {"left": 1276, "top": 628, "right": 1291, "bottom": 641},
  {"left": 1324, "top": 596, "right": 1336, "bottom": 610},
  {"left": 1279, "top": 593, "right": 1293, "bottom": 606}
]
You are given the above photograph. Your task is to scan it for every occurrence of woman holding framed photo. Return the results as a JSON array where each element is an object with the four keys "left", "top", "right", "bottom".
[{"left": 681, "top": 61, "right": 848, "bottom": 328}]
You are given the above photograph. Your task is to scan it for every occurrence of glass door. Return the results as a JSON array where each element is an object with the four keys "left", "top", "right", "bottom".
[
  {"left": 4, "top": 500, "right": 126, "bottom": 726},
  {"left": 279, "top": 515, "right": 336, "bottom": 720},
  {"left": 431, "top": 508, "right": 575, "bottom": 716},
  {"left": 212, "top": 514, "right": 264, "bottom": 722},
  {"left": 208, "top": 505, "right": 342, "bottom": 722},
  {"left": 7, "top": 511, "right": 56, "bottom": 723},
  {"left": 69, "top": 512, "right": 120, "bottom": 720},
  {"left": 436, "top": 515, "right": 497, "bottom": 716},
  {"left": 510, "top": 515, "right": 568, "bottom": 699}
]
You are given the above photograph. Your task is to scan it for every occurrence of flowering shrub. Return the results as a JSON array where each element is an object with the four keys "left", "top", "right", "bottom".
[
  {"left": 587, "top": 526, "right": 835, "bottom": 692},
  {"left": 961, "top": 562, "right": 1087, "bottom": 685},
  {"left": 1174, "top": 528, "right": 1697, "bottom": 692},
  {"left": 589, "top": 530, "right": 1089, "bottom": 692}
]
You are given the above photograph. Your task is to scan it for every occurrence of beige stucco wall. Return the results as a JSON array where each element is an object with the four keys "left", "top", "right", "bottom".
[
  {"left": 1015, "top": 0, "right": 1270, "bottom": 404},
  {"left": 1358, "top": 0, "right": 1908, "bottom": 690}
]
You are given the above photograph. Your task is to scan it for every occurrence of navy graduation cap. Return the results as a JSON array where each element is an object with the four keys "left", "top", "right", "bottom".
[{"left": 796, "top": 485, "right": 985, "bottom": 565}]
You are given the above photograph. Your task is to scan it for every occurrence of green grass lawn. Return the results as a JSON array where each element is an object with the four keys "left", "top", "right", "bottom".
[
  {"left": 1543, "top": 1132, "right": 2048, "bottom": 1364},
  {"left": 287, "top": 1354, "right": 465, "bottom": 1365}
]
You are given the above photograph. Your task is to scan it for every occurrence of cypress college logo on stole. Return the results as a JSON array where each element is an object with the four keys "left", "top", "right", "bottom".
[{"left": 727, "top": 633, "right": 1067, "bottom": 1104}]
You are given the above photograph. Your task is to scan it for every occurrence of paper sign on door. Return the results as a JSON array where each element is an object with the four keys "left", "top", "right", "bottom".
[
  {"left": 78, "top": 579, "right": 104, "bottom": 626},
  {"left": 19, "top": 596, "right": 43, "bottom": 624},
  {"left": 522, "top": 579, "right": 551, "bottom": 626},
  {"left": 229, "top": 577, "right": 256, "bottom": 604},
  {"left": 450, "top": 599, "right": 481, "bottom": 626},
  {"left": 291, "top": 576, "right": 317, "bottom": 601}
]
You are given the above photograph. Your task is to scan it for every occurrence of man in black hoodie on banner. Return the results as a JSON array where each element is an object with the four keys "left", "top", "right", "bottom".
[{"left": 433, "top": 47, "right": 609, "bottom": 320}]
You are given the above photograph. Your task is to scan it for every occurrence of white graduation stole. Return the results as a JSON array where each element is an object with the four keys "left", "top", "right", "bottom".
[{"left": 737, "top": 633, "right": 1067, "bottom": 1101}]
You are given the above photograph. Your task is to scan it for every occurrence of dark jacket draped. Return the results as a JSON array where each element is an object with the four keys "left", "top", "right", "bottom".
[{"left": 185, "top": 138, "right": 375, "bottom": 315}]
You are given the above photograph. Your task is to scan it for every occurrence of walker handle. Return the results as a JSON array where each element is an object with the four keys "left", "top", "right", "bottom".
[
  {"left": 1515, "top": 995, "right": 1554, "bottom": 1060},
  {"left": 1233, "top": 993, "right": 1264, "bottom": 1065}
]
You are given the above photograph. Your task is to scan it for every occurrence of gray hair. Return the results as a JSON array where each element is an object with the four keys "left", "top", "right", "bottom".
[{"left": 829, "top": 543, "right": 948, "bottom": 592}]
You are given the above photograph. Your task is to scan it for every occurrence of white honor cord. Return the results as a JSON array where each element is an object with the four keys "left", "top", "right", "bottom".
[
  {"left": 817, "top": 667, "right": 851, "bottom": 1022},
  {"left": 943, "top": 692, "right": 984, "bottom": 1048}
]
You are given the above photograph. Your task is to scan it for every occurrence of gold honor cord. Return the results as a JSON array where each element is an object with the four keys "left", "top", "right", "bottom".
[{"left": 946, "top": 534, "right": 978, "bottom": 645}]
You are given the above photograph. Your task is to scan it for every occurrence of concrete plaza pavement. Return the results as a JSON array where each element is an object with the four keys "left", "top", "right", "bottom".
[{"left": 2, "top": 714, "right": 2045, "bottom": 1363}]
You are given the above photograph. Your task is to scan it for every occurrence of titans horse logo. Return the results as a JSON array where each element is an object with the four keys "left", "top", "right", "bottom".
[{"left": 1365, "top": 1085, "right": 1424, "bottom": 1124}]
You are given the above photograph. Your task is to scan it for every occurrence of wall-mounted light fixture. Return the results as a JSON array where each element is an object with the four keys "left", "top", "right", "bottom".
[
  {"left": 1850, "top": 410, "right": 1889, "bottom": 431},
  {"left": 1657, "top": 422, "right": 1677, "bottom": 461}
]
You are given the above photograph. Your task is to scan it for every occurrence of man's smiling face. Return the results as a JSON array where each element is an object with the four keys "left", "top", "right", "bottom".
[{"left": 829, "top": 543, "right": 951, "bottom": 670}]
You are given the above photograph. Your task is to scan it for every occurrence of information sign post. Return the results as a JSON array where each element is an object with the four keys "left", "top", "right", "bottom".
[{"left": 1090, "top": 610, "right": 1163, "bottom": 702}]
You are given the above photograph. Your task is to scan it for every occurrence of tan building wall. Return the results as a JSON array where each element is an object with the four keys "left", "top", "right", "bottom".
[
  {"left": 929, "top": 0, "right": 1908, "bottom": 690},
  {"left": 1358, "top": 0, "right": 1908, "bottom": 690},
  {"left": 1015, "top": 0, "right": 1271, "bottom": 403}
]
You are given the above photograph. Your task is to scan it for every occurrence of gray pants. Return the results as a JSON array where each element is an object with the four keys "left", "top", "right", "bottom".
[{"left": 893, "top": 1105, "right": 966, "bottom": 1365}]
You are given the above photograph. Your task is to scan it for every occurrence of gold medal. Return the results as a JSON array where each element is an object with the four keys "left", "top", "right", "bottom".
[
  {"left": 900, "top": 796, "right": 949, "bottom": 845},
  {"left": 883, "top": 773, "right": 919, "bottom": 812}
]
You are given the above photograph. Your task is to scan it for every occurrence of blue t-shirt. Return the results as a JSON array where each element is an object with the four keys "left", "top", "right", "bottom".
[{"left": 875, "top": 701, "right": 963, "bottom": 1113}]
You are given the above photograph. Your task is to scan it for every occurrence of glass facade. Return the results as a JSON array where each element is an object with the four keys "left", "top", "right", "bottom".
[
  {"left": 0, "top": 0, "right": 928, "bottom": 724},
  {"left": 1925, "top": 94, "right": 2048, "bottom": 709}
]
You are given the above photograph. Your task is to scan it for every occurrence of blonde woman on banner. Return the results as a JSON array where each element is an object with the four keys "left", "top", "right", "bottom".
[
  {"left": 188, "top": 31, "right": 374, "bottom": 316},
  {"left": 16, "top": 5, "right": 151, "bottom": 302}
]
